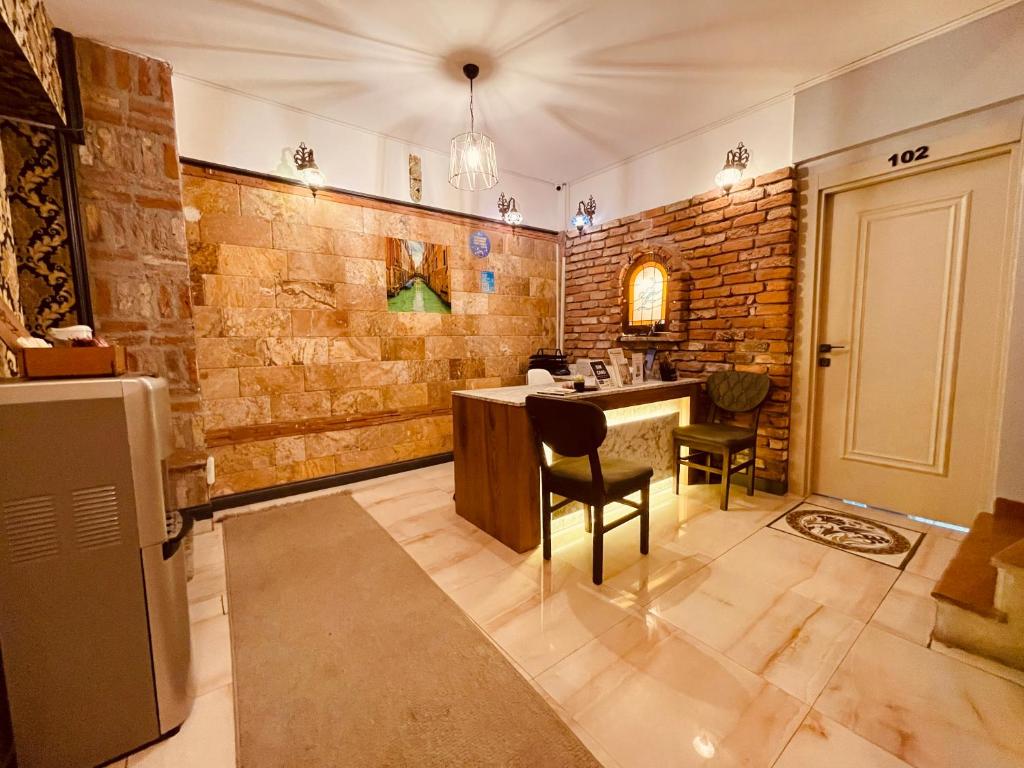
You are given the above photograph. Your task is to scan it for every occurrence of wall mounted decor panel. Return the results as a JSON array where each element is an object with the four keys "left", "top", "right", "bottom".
[{"left": 0, "top": 120, "right": 78, "bottom": 336}]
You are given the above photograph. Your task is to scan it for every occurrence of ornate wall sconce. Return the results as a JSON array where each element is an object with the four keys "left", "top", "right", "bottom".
[
  {"left": 572, "top": 195, "right": 597, "bottom": 234},
  {"left": 293, "top": 142, "right": 325, "bottom": 196},
  {"left": 714, "top": 141, "right": 749, "bottom": 193},
  {"left": 497, "top": 192, "right": 523, "bottom": 227}
]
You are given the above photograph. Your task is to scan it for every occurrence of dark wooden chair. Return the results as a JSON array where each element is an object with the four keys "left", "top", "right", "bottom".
[
  {"left": 525, "top": 395, "right": 653, "bottom": 585},
  {"left": 673, "top": 370, "right": 770, "bottom": 510}
]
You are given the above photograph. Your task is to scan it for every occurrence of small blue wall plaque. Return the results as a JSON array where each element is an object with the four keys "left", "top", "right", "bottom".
[
  {"left": 480, "top": 271, "right": 496, "bottom": 294},
  {"left": 469, "top": 230, "right": 491, "bottom": 258}
]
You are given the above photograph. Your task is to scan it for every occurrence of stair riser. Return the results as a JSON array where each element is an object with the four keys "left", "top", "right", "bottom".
[
  {"left": 995, "top": 564, "right": 1024, "bottom": 617},
  {"left": 933, "top": 602, "right": 1024, "bottom": 671}
]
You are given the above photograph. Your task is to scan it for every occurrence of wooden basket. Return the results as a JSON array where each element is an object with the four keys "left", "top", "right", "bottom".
[{"left": 18, "top": 346, "right": 127, "bottom": 378}]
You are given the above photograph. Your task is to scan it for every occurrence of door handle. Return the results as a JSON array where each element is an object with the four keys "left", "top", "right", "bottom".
[{"left": 818, "top": 343, "right": 846, "bottom": 354}]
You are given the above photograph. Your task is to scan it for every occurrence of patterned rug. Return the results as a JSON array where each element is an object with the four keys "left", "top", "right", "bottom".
[{"left": 770, "top": 502, "right": 923, "bottom": 568}]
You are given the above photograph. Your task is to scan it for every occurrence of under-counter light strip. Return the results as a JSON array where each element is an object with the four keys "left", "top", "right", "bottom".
[{"left": 604, "top": 401, "right": 683, "bottom": 428}]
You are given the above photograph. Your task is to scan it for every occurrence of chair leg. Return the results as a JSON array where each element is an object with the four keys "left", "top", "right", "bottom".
[
  {"left": 704, "top": 452, "right": 712, "bottom": 486},
  {"left": 673, "top": 438, "right": 681, "bottom": 495},
  {"left": 592, "top": 504, "right": 604, "bottom": 585},
  {"left": 747, "top": 444, "right": 757, "bottom": 497},
  {"left": 542, "top": 491, "right": 552, "bottom": 561},
  {"left": 583, "top": 504, "right": 592, "bottom": 533},
  {"left": 720, "top": 449, "right": 732, "bottom": 510},
  {"left": 640, "top": 485, "right": 650, "bottom": 556}
]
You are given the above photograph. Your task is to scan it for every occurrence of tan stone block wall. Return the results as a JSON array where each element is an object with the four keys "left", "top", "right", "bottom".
[
  {"left": 563, "top": 168, "right": 797, "bottom": 487},
  {"left": 184, "top": 166, "right": 558, "bottom": 496}
]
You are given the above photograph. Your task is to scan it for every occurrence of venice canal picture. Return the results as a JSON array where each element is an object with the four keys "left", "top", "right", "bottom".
[{"left": 385, "top": 238, "right": 451, "bottom": 314}]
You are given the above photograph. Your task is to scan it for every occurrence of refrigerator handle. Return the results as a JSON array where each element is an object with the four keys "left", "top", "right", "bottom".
[{"left": 162, "top": 507, "right": 194, "bottom": 560}]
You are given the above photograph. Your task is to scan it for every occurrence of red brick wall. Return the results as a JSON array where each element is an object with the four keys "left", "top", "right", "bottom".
[
  {"left": 563, "top": 168, "right": 797, "bottom": 489},
  {"left": 74, "top": 38, "right": 207, "bottom": 507}
]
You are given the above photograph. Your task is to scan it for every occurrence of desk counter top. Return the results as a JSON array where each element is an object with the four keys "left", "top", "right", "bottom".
[
  {"left": 452, "top": 377, "right": 704, "bottom": 552},
  {"left": 452, "top": 378, "right": 703, "bottom": 407}
]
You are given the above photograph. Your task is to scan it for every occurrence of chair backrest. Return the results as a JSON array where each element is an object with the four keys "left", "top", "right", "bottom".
[
  {"left": 527, "top": 368, "right": 556, "bottom": 385},
  {"left": 524, "top": 396, "right": 607, "bottom": 458},
  {"left": 706, "top": 370, "right": 771, "bottom": 415}
]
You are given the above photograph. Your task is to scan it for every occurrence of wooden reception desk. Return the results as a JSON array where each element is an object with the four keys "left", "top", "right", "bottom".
[{"left": 452, "top": 379, "right": 703, "bottom": 552}]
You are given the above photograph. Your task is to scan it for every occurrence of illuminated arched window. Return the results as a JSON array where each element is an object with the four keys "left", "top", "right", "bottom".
[{"left": 626, "top": 260, "right": 668, "bottom": 331}]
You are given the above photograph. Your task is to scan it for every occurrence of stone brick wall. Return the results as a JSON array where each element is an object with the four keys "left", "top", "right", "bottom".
[
  {"left": 0, "top": 0, "right": 65, "bottom": 125},
  {"left": 74, "top": 38, "right": 207, "bottom": 507},
  {"left": 563, "top": 168, "right": 797, "bottom": 489},
  {"left": 183, "top": 165, "right": 558, "bottom": 497}
]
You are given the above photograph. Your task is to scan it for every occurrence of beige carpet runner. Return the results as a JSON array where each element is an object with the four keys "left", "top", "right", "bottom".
[{"left": 223, "top": 494, "right": 601, "bottom": 767}]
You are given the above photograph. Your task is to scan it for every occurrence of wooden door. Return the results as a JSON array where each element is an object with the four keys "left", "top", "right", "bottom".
[{"left": 813, "top": 151, "right": 1014, "bottom": 526}]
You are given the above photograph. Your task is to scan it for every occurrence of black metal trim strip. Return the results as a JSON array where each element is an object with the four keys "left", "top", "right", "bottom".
[
  {"left": 54, "top": 130, "right": 93, "bottom": 328},
  {"left": 179, "top": 157, "right": 561, "bottom": 237},
  {"left": 183, "top": 452, "right": 454, "bottom": 519},
  {"left": 52, "top": 30, "right": 93, "bottom": 328},
  {"left": 53, "top": 29, "right": 83, "bottom": 140}
]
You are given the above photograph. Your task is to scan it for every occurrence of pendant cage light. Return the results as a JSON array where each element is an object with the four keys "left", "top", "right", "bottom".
[{"left": 449, "top": 63, "right": 498, "bottom": 191}]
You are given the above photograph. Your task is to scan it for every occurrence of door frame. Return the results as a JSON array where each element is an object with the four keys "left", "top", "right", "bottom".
[{"left": 790, "top": 99, "right": 1024, "bottom": 504}]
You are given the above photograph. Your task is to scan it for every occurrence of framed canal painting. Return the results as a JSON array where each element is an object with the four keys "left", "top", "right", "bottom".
[{"left": 385, "top": 238, "right": 451, "bottom": 314}]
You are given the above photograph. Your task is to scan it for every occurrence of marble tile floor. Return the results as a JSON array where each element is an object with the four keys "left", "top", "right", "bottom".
[{"left": 122, "top": 463, "right": 1024, "bottom": 767}]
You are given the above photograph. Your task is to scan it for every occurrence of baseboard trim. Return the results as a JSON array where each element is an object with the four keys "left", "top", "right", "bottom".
[{"left": 183, "top": 452, "right": 454, "bottom": 519}]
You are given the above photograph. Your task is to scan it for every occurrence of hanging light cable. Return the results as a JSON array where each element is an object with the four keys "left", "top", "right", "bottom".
[{"left": 449, "top": 63, "right": 499, "bottom": 191}]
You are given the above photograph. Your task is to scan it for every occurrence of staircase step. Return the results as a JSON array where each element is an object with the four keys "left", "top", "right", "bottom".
[
  {"left": 993, "top": 538, "right": 1024, "bottom": 571},
  {"left": 931, "top": 510, "right": 1024, "bottom": 620}
]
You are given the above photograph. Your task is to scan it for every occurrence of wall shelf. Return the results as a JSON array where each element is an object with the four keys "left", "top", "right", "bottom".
[{"left": 616, "top": 334, "right": 685, "bottom": 346}]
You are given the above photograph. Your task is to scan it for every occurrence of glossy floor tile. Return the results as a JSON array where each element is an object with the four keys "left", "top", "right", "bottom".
[
  {"left": 904, "top": 532, "right": 960, "bottom": 580},
  {"left": 774, "top": 710, "right": 913, "bottom": 768},
  {"left": 536, "top": 612, "right": 808, "bottom": 768},
  {"left": 126, "top": 684, "right": 236, "bottom": 768},
  {"left": 130, "top": 463, "right": 1024, "bottom": 768},
  {"left": 650, "top": 562, "right": 863, "bottom": 703},
  {"left": 123, "top": 521, "right": 236, "bottom": 768},
  {"left": 868, "top": 570, "right": 937, "bottom": 646},
  {"left": 816, "top": 626, "right": 1024, "bottom": 768},
  {"left": 713, "top": 527, "right": 898, "bottom": 621}
]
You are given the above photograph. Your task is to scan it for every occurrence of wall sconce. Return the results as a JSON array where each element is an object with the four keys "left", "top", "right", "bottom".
[
  {"left": 293, "top": 142, "right": 326, "bottom": 196},
  {"left": 497, "top": 192, "right": 523, "bottom": 227},
  {"left": 714, "top": 141, "right": 749, "bottom": 193},
  {"left": 572, "top": 195, "right": 597, "bottom": 234}
]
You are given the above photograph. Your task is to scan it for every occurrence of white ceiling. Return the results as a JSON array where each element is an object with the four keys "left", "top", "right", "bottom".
[{"left": 47, "top": 0, "right": 1005, "bottom": 183}]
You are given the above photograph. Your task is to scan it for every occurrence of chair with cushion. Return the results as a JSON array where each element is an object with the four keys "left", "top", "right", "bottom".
[
  {"left": 527, "top": 368, "right": 556, "bottom": 385},
  {"left": 525, "top": 395, "right": 653, "bottom": 584},
  {"left": 673, "top": 370, "right": 770, "bottom": 510}
]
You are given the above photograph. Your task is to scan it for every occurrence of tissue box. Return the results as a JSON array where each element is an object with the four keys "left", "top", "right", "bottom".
[{"left": 19, "top": 346, "right": 127, "bottom": 378}]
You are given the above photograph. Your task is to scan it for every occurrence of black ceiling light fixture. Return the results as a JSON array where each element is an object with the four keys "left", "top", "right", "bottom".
[
  {"left": 714, "top": 141, "right": 749, "bottom": 193},
  {"left": 571, "top": 195, "right": 597, "bottom": 235},
  {"left": 293, "top": 142, "right": 325, "bottom": 196},
  {"left": 497, "top": 192, "right": 522, "bottom": 227}
]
